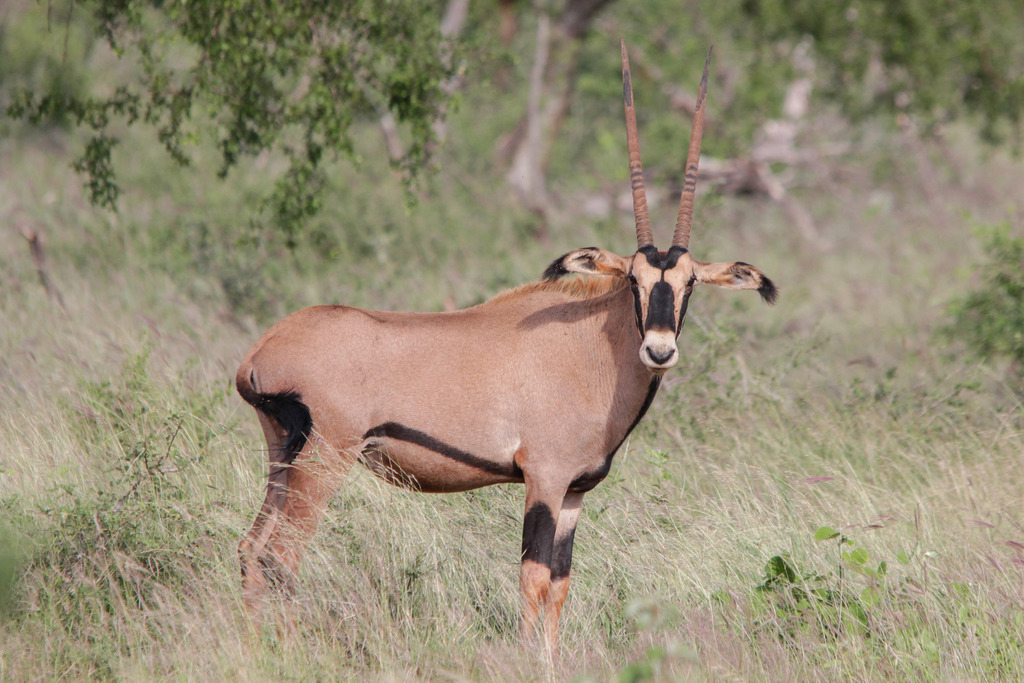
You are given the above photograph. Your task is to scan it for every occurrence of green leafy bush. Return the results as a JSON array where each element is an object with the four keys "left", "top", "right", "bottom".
[{"left": 948, "top": 223, "right": 1024, "bottom": 380}]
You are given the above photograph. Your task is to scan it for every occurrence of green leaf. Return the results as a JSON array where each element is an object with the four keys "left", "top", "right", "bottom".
[
  {"left": 861, "top": 586, "right": 881, "bottom": 608},
  {"left": 846, "top": 548, "right": 869, "bottom": 566},
  {"left": 814, "top": 526, "right": 840, "bottom": 541},
  {"left": 710, "top": 590, "right": 733, "bottom": 606},
  {"left": 764, "top": 555, "right": 798, "bottom": 583}
]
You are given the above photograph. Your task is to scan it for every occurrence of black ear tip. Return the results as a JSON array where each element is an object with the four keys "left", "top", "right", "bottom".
[
  {"left": 543, "top": 257, "right": 568, "bottom": 281},
  {"left": 759, "top": 277, "right": 779, "bottom": 305}
]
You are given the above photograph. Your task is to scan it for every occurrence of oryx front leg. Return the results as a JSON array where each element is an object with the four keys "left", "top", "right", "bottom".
[
  {"left": 519, "top": 477, "right": 580, "bottom": 655},
  {"left": 543, "top": 491, "right": 583, "bottom": 653}
]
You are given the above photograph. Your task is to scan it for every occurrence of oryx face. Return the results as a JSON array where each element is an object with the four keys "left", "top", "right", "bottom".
[{"left": 628, "top": 245, "right": 692, "bottom": 371}]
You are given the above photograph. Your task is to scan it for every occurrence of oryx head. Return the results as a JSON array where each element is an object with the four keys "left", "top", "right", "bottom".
[{"left": 544, "top": 42, "right": 777, "bottom": 374}]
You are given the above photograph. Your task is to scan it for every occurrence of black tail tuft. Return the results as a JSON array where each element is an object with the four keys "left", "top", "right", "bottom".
[{"left": 238, "top": 381, "right": 312, "bottom": 465}]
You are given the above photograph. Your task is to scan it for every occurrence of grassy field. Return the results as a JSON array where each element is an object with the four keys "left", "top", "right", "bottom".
[{"left": 3, "top": 14, "right": 1024, "bottom": 682}]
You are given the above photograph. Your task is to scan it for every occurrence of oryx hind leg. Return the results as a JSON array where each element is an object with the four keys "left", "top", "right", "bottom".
[
  {"left": 258, "top": 438, "right": 356, "bottom": 590},
  {"left": 239, "top": 391, "right": 354, "bottom": 612},
  {"left": 240, "top": 410, "right": 297, "bottom": 607}
]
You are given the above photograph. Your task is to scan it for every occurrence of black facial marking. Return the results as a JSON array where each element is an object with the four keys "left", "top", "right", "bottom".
[
  {"left": 521, "top": 502, "right": 557, "bottom": 566},
  {"left": 639, "top": 244, "right": 687, "bottom": 269},
  {"left": 637, "top": 244, "right": 658, "bottom": 262},
  {"left": 630, "top": 280, "right": 644, "bottom": 337},
  {"left": 645, "top": 280, "right": 676, "bottom": 332},
  {"left": 676, "top": 279, "right": 695, "bottom": 337},
  {"left": 362, "top": 422, "right": 518, "bottom": 478},
  {"left": 550, "top": 526, "right": 577, "bottom": 581},
  {"left": 631, "top": 246, "right": 690, "bottom": 336},
  {"left": 569, "top": 377, "right": 662, "bottom": 493}
]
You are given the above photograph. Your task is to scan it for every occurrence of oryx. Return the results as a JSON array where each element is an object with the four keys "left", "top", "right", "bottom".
[{"left": 236, "top": 41, "right": 776, "bottom": 652}]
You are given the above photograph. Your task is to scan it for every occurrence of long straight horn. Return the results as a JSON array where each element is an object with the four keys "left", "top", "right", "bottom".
[
  {"left": 672, "top": 46, "right": 712, "bottom": 250},
  {"left": 621, "top": 41, "right": 654, "bottom": 249}
]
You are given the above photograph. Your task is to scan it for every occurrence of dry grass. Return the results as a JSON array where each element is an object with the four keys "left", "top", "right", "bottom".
[{"left": 2, "top": 88, "right": 1023, "bottom": 681}]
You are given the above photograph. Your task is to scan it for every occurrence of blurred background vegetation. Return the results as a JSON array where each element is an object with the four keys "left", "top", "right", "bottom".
[{"left": 2, "top": 0, "right": 1024, "bottom": 679}]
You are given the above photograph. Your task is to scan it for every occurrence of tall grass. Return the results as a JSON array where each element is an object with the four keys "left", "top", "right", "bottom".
[{"left": 3, "top": 32, "right": 1024, "bottom": 683}]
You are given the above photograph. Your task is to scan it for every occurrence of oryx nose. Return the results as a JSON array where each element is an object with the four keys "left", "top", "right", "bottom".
[{"left": 646, "top": 346, "right": 675, "bottom": 365}]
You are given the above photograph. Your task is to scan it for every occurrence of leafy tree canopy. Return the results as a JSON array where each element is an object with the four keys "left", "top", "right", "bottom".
[
  {"left": 4, "top": 0, "right": 1024, "bottom": 237},
  {"left": 4, "top": 0, "right": 458, "bottom": 236}
]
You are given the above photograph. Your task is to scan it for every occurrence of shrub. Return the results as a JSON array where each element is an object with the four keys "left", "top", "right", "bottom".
[{"left": 948, "top": 223, "right": 1024, "bottom": 381}]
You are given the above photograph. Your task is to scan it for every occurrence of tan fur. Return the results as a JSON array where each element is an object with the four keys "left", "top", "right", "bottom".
[
  {"left": 237, "top": 277, "right": 657, "bottom": 643},
  {"left": 487, "top": 273, "right": 627, "bottom": 306}
]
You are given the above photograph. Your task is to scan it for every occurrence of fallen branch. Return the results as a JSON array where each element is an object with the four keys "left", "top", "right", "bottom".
[{"left": 20, "top": 224, "right": 67, "bottom": 312}]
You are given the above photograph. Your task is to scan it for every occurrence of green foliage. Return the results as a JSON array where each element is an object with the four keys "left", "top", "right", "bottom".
[
  {"left": 740, "top": 0, "right": 1024, "bottom": 144},
  {"left": 4, "top": 0, "right": 459, "bottom": 233},
  {"left": 6, "top": 0, "right": 1023, "bottom": 248},
  {"left": 0, "top": 520, "right": 27, "bottom": 618},
  {"left": 755, "top": 528, "right": 893, "bottom": 641},
  {"left": 947, "top": 223, "right": 1024, "bottom": 379}
]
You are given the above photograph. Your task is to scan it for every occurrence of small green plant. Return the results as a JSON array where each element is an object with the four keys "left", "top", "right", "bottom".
[{"left": 755, "top": 527, "right": 892, "bottom": 641}]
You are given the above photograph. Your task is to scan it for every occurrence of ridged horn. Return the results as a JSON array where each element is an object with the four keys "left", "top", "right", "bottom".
[
  {"left": 621, "top": 40, "right": 654, "bottom": 249},
  {"left": 672, "top": 46, "right": 712, "bottom": 250}
]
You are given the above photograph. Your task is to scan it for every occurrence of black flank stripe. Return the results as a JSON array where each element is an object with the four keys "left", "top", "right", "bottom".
[{"left": 362, "top": 422, "right": 516, "bottom": 478}]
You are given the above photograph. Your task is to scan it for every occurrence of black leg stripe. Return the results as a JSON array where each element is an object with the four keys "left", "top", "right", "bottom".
[
  {"left": 522, "top": 502, "right": 557, "bottom": 567},
  {"left": 362, "top": 422, "right": 517, "bottom": 478},
  {"left": 550, "top": 526, "right": 577, "bottom": 581}
]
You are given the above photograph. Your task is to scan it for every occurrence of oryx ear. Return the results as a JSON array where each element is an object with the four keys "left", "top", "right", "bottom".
[
  {"left": 694, "top": 260, "right": 778, "bottom": 305},
  {"left": 542, "top": 247, "right": 630, "bottom": 281}
]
